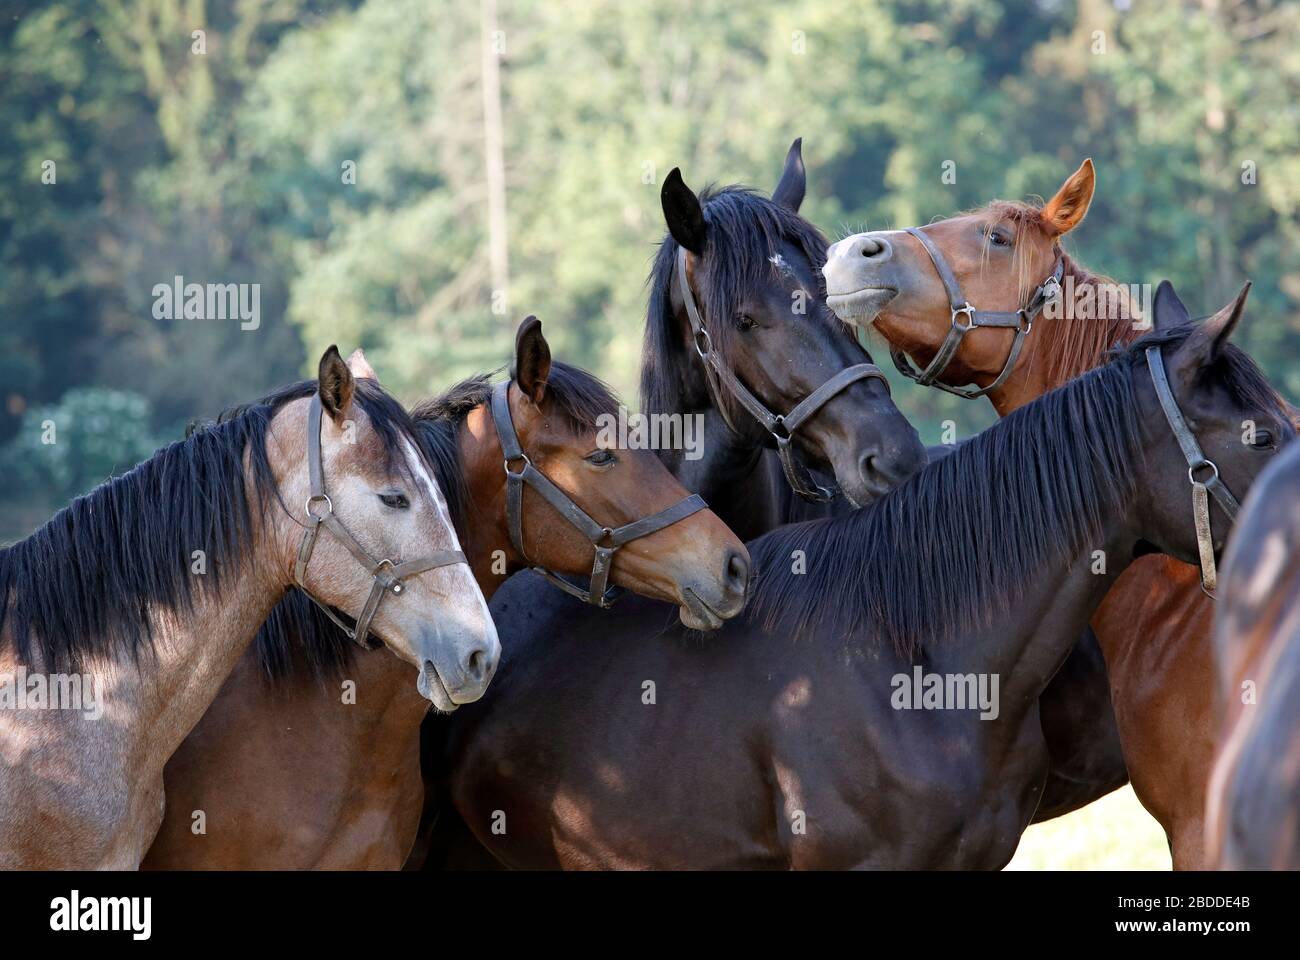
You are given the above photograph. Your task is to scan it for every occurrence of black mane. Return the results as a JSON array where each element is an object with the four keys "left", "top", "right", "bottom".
[
  {"left": 0, "top": 377, "right": 422, "bottom": 670},
  {"left": 255, "top": 361, "right": 622, "bottom": 683},
  {"left": 639, "top": 185, "right": 848, "bottom": 422},
  {"left": 747, "top": 325, "right": 1283, "bottom": 659}
]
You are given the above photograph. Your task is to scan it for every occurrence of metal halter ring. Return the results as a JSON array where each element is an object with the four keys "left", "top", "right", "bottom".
[
  {"left": 305, "top": 493, "right": 333, "bottom": 519},
  {"left": 1189, "top": 459, "right": 1221, "bottom": 485},
  {"left": 951, "top": 304, "right": 976, "bottom": 331},
  {"left": 504, "top": 453, "right": 531, "bottom": 476}
]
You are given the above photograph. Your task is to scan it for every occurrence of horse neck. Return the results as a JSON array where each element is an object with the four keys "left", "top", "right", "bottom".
[
  {"left": 99, "top": 516, "right": 287, "bottom": 780},
  {"left": 988, "top": 257, "right": 1141, "bottom": 417},
  {"left": 667, "top": 401, "right": 786, "bottom": 541},
  {"left": 922, "top": 528, "right": 1135, "bottom": 718}
]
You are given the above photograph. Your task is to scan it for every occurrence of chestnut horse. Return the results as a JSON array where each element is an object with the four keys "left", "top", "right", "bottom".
[
  {"left": 445, "top": 294, "right": 1289, "bottom": 868},
  {"left": 1206, "top": 439, "right": 1300, "bottom": 869},
  {"left": 0, "top": 348, "right": 497, "bottom": 868},
  {"left": 142, "top": 318, "right": 747, "bottom": 869},
  {"left": 822, "top": 160, "right": 1296, "bottom": 865}
]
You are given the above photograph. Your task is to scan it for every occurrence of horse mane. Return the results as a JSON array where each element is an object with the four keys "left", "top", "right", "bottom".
[
  {"left": 747, "top": 324, "right": 1281, "bottom": 660},
  {"left": 975, "top": 199, "right": 1142, "bottom": 391},
  {"left": 0, "top": 377, "right": 422, "bottom": 671},
  {"left": 254, "top": 360, "right": 622, "bottom": 684},
  {"left": 639, "top": 185, "right": 853, "bottom": 423}
]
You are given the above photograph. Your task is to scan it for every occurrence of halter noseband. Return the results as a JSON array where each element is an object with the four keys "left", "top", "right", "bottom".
[
  {"left": 890, "top": 225, "right": 1064, "bottom": 400},
  {"left": 1146, "top": 345, "right": 1241, "bottom": 597},
  {"left": 294, "top": 393, "right": 469, "bottom": 650},
  {"left": 489, "top": 380, "right": 707, "bottom": 608},
  {"left": 676, "top": 245, "right": 890, "bottom": 503}
]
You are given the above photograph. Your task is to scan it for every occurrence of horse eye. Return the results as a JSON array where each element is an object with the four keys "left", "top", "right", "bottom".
[
  {"left": 378, "top": 492, "right": 410, "bottom": 509},
  {"left": 586, "top": 450, "right": 617, "bottom": 466},
  {"left": 1251, "top": 429, "right": 1274, "bottom": 449},
  {"left": 986, "top": 228, "right": 1011, "bottom": 248},
  {"left": 737, "top": 313, "right": 757, "bottom": 331}
]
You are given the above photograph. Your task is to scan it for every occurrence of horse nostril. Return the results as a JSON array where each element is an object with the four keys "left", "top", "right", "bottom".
[
  {"left": 859, "top": 450, "right": 884, "bottom": 484},
  {"left": 467, "top": 648, "right": 487, "bottom": 682},
  {"left": 724, "top": 550, "right": 750, "bottom": 594},
  {"left": 856, "top": 234, "right": 889, "bottom": 261}
]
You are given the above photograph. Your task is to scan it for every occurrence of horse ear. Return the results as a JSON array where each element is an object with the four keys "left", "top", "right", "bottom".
[
  {"left": 1195, "top": 281, "right": 1251, "bottom": 362},
  {"left": 772, "top": 137, "right": 806, "bottom": 212},
  {"left": 1040, "top": 158, "right": 1095, "bottom": 237},
  {"left": 318, "top": 345, "right": 355, "bottom": 423},
  {"left": 1152, "top": 279, "right": 1190, "bottom": 332},
  {"left": 1169, "top": 282, "right": 1250, "bottom": 383},
  {"left": 512, "top": 315, "right": 551, "bottom": 406},
  {"left": 661, "top": 168, "right": 707, "bottom": 254},
  {"left": 345, "top": 348, "right": 379, "bottom": 382}
]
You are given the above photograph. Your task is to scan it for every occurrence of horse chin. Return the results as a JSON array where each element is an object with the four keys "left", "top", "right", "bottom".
[
  {"left": 417, "top": 661, "right": 458, "bottom": 713},
  {"left": 826, "top": 287, "right": 897, "bottom": 325},
  {"left": 678, "top": 590, "right": 726, "bottom": 632}
]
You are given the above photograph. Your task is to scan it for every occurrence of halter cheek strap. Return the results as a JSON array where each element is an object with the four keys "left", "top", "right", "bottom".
[
  {"left": 293, "top": 393, "right": 468, "bottom": 649},
  {"left": 1146, "top": 346, "right": 1241, "bottom": 596},
  {"left": 489, "top": 381, "right": 706, "bottom": 608},
  {"left": 676, "top": 245, "right": 891, "bottom": 502},
  {"left": 891, "top": 225, "right": 1064, "bottom": 400}
]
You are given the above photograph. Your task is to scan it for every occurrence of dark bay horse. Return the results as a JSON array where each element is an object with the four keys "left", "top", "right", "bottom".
[
  {"left": 0, "top": 348, "right": 496, "bottom": 868},
  {"left": 446, "top": 293, "right": 1289, "bottom": 868},
  {"left": 645, "top": 139, "right": 926, "bottom": 538},
  {"left": 821, "top": 161, "right": 1299, "bottom": 863},
  {"left": 142, "top": 320, "right": 746, "bottom": 869},
  {"left": 1206, "top": 439, "right": 1300, "bottom": 869}
]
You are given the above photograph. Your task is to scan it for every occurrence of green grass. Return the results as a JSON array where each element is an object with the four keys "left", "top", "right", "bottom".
[{"left": 1006, "top": 786, "right": 1172, "bottom": 870}]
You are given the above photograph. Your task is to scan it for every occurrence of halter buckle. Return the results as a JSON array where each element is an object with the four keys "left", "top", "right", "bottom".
[
  {"left": 951, "top": 303, "right": 976, "bottom": 331},
  {"left": 305, "top": 494, "right": 333, "bottom": 519},
  {"left": 1041, "top": 274, "right": 1062, "bottom": 305}
]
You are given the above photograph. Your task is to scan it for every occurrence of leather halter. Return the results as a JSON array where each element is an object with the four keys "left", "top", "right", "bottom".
[
  {"left": 1146, "top": 346, "right": 1241, "bottom": 597},
  {"left": 489, "top": 380, "right": 707, "bottom": 608},
  {"left": 676, "top": 245, "right": 890, "bottom": 502},
  {"left": 891, "top": 225, "right": 1064, "bottom": 400},
  {"left": 294, "top": 394, "right": 469, "bottom": 649}
]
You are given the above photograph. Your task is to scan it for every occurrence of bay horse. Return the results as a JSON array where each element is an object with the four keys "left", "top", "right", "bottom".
[
  {"left": 1206, "top": 439, "right": 1300, "bottom": 869},
  {"left": 446, "top": 290, "right": 1289, "bottom": 869},
  {"left": 142, "top": 318, "right": 747, "bottom": 869},
  {"left": 821, "top": 160, "right": 1295, "bottom": 864},
  {"left": 0, "top": 347, "right": 497, "bottom": 869}
]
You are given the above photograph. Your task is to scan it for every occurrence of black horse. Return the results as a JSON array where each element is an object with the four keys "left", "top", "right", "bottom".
[{"left": 445, "top": 282, "right": 1291, "bottom": 868}]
